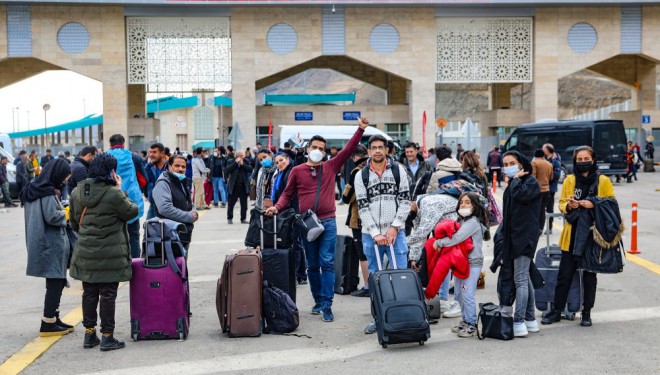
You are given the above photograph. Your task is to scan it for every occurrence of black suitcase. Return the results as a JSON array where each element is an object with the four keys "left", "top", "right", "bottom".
[
  {"left": 260, "top": 214, "right": 297, "bottom": 303},
  {"left": 534, "top": 213, "right": 582, "bottom": 320},
  {"left": 334, "top": 235, "right": 360, "bottom": 294},
  {"left": 369, "top": 244, "right": 430, "bottom": 349}
]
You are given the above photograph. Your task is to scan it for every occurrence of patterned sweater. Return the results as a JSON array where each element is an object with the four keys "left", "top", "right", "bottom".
[{"left": 354, "top": 159, "right": 411, "bottom": 238}]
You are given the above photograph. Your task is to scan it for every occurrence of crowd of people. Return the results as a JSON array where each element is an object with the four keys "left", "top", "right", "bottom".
[{"left": 13, "top": 114, "right": 630, "bottom": 350}]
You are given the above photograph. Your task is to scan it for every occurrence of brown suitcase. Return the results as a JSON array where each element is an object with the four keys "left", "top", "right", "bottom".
[{"left": 216, "top": 248, "right": 263, "bottom": 337}]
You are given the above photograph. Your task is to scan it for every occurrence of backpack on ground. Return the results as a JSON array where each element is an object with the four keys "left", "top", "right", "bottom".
[{"left": 262, "top": 281, "right": 299, "bottom": 334}]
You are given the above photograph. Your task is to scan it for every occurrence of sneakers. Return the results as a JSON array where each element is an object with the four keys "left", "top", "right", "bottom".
[
  {"left": 311, "top": 303, "right": 323, "bottom": 315},
  {"left": 364, "top": 320, "right": 377, "bottom": 334},
  {"left": 100, "top": 334, "right": 125, "bottom": 352},
  {"left": 297, "top": 279, "right": 308, "bottom": 285},
  {"left": 351, "top": 287, "right": 370, "bottom": 297},
  {"left": 84, "top": 328, "right": 101, "bottom": 349},
  {"left": 580, "top": 311, "right": 592, "bottom": 327},
  {"left": 39, "top": 320, "right": 70, "bottom": 337},
  {"left": 439, "top": 299, "right": 452, "bottom": 313},
  {"left": 220, "top": 203, "right": 226, "bottom": 208},
  {"left": 457, "top": 323, "right": 476, "bottom": 338},
  {"left": 443, "top": 301, "right": 462, "bottom": 318},
  {"left": 451, "top": 320, "right": 467, "bottom": 333},
  {"left": 513, "top": 322, "right": 528, "bottom": 337},
  {"left": 525, "top": 319, "right": 540, "bottom": 333},
  {"left": 241, "top": 220, "right": 249, "bottom": 224},
  {"left": 227, "top": 219, "right": 233, "bottom": 224},
  {"left": 541, "top": 310, "right": 562, "bottom": 325},
  {"left": 321, "top": 306, "right": 334, "bottom": 322}
]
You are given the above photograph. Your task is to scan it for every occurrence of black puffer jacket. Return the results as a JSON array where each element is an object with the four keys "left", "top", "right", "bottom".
[{"left": 501, "top": 174, "right": 542, "bottom": 259}]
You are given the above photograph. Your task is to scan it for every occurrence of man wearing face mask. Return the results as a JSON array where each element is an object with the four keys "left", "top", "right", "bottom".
[
  {"left": 151, "top": 155, "right": 199, "bottom": 251},
  {"left": 266, "top": 116, "right": 370, "bottom": 323}
]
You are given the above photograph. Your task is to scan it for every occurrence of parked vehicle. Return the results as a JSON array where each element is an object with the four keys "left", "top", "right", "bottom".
[{"left": 503, "top": 120, "right": 628, "bottom": 177}]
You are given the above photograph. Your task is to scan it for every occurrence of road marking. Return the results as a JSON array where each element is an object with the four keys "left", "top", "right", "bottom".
[{"left": 626, "top": 254, "right": 660, "bottom": 275}]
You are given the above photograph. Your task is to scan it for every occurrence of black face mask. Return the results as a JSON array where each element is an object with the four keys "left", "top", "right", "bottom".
[{"left": 575, "top": 161, "right": 593, "bottom": 173}]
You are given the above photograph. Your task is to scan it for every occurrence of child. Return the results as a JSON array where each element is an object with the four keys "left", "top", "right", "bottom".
[{"left": 432, "top": 192, "right": 487, "bottom": 338}]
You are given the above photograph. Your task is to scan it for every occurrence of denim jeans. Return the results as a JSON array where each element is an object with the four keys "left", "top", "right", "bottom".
[
  {"left": 513, "top": 256, "right": 536, "bottom": 323},
  {"left": 362, "top": 230, "right": 408, "bottom": 273},
  {"left": 454, "top": 266, "right": 481, "bottom": 326},
  {"left": 301, "top": 218, "right": 337, "bottom": 308},
  {"left": 212, "top": 177, "right": 228, "bottom": 205},
  {"left": 439, "top": 273, "right": 451, "bottom": 301},
  {"left": 127, "top": 220, "right": 141, "bottom": 259}
]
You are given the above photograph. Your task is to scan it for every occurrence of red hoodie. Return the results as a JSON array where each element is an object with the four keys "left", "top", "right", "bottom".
[{"left": 423, "top": 219, "right": 473, "bottom": 300}]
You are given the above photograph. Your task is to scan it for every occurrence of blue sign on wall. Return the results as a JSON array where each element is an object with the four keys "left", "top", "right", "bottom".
[
  {"left": 295, "top": 112, "right": 313, "bottom": 121},
  {"left": 343, "top": 111, "right": 361, "bottom": 121},
  {"left": 642, "top": 115, "right": 651, "bottom": 124}
]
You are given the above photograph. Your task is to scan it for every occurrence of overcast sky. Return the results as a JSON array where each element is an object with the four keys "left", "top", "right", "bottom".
[{"left": 0, "top": 71, "right": 103, "bottom": 135}]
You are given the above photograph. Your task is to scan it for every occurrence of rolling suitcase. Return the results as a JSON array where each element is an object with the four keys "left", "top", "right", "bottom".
[
  {"left": 334, "top": 235, "right": 359, "bottom": 294},
  {"left": 534, "top": 213, "right": 582, "bottom": 320},
  {"left": 216, "top": 248, "right": 263, "bottom": 337},
  {"left": 130, "top": 221, "right": 190, "bottom": 341},
  {"left": 369, "top": 244, "right": 430, "bottom": 349},
  {"left": 260, "top": 213, "right": 296, "bottom": 302}
]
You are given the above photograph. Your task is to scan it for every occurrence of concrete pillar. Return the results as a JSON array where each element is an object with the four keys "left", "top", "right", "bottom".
[
  {"left": 531, "top": 8, "right": 559, "bottom": 121},
  {"left": 409, "top": 79, "right": 436, "bottom": 151},
  {"left": 127, "top": 85, "right": 146, "bottom": 118},
  {"left": 490, "top": 84, "right": 513, "bottom": 110}
]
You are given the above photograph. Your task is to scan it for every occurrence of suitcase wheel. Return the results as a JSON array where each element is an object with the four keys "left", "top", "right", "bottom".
[
  {"left": 564, "top": 313, "right": 576, "bottom": 321},
  {"left": 130, "top": 320, "right": 139, "bottom": 342},
  {"left": 176, "top": 318, "right": 188, "bottom": 341}
]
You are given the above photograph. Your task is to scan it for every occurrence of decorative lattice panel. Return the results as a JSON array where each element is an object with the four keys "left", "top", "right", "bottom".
[
  {"left": 369, "top": 23, "right": 400, "bottom": 54},
  {"left": 7, "top": 5, "right": 32, "bottom": 57},
  {"left": 322, "top": 6, "right": 345, "bottom": 55},
  {"left": 436, "top": 17, "right": 533, "bottom": 83},
  {"left": 127, "top": 17, "right": 231, "bottom": 92},
  {"left": 57, "top": 22, "right": 90, "bottom": 54},
  {"left": 267, "top": 23, "right": 298, "bottom": 55}
]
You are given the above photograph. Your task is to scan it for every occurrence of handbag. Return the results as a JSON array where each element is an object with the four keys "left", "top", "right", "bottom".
[
  {"left": 477, "top": 303, "right": 514, "bottom": 340},
  {"left": 486, "top": 189, "right": 503, "bottom": 227},
  {"left": 245, "top": 207, "right": 296, "bottom": 249},
  {"left": 295, "top": 166, "right": 325, "bottom": 242}
]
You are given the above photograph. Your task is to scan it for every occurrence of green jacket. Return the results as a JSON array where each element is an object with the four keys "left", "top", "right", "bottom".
[{"left": 69, "top": 178, "right": 138, "bottom": 283}]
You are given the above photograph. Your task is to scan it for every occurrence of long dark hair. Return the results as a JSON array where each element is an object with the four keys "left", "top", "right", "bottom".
[
  {"left": 456, "top": 192, "right": 489, "bottom": 227},
  {"left": 461, "top": 150, "right": 486, "bottom": 180}
]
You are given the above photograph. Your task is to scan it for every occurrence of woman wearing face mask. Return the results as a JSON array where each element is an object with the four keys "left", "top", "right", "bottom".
[
  {"left": 541, "top": 146, "right": 614, "bottom": 327},
  {"left": 499, "top": 150, "right": 542, "bottom": 337},
  {"left": 432, "top": 192, "right": 488, "bottom": 338},
  {"left": 21, "top": 158, "right": 73, "bottom": 337},
  {"left": 255, "top": 149, "right": 276, "bottom": 210}
]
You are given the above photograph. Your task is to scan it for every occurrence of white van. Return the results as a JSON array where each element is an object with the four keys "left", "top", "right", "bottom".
[{"left": 278, "top": 125, "right": 399, "bottom": 151}]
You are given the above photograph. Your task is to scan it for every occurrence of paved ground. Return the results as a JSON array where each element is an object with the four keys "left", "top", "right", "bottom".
[{"left": 1, "top": 171, "right": 659, "bottom": 374}]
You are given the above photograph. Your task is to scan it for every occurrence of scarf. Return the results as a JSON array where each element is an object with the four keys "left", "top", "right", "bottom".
[{"left": 19, "top": 158, "right": 71, "bottom": 204}]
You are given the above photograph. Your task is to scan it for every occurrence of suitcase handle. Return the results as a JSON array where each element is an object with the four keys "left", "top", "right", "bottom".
[
  {"left": 259, "top": 212, "right": 277, "bottom": 250},
  {"left": 374, "top": 243, "right": 398, "bottom": 271},
  {"left": 544, "top": 213, "right": 563, "bottom": 256}
]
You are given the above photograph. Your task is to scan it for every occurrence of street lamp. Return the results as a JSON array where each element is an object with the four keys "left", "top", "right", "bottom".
[{"left": 43, "top": 104, "right": 50, "bottom": 148}]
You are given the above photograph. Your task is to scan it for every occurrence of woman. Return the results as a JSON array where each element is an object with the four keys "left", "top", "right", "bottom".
[
  {"left": 22, "top": 158, "right": 72, "bottom": 337},
  {"left": 499, "top": 150, "right": 542, "bottom": 337},
  {"left": 272, "top": 152, "right": 307, "bottom": 284},
  {"left": 255, "top": 149, "right": 276, "bottom": 210},
  {"left": 69, "top": 154, "right": 138, "bottom": 351},
  {"left": 541, "top": 146, "right": 614, "bottom": 327},
  {"left": 460, "top": 150, "right": 488, "bottom": 197}
]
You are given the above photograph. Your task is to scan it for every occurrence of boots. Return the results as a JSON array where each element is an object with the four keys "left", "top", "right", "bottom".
[
  {"left": 55, "top": 310, "right": 74, "bottom": 332},
  {"left": 541, "top": 310, "right": 562, "bottom": 325},
  {"left": 100, "top": 334, "right": 125, "bottom": 352},
  {"left": 39, "top": 318, "right": 70, "bottom": 337},
  {"left": 580, "top": 311, "right": 592, "bottom": 327},
  {"left": 84, "top": 328, "right": 101, "bottom": 349}
]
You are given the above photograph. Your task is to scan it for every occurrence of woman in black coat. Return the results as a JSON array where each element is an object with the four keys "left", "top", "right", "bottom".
[{"left": 500, "top": 150, "right": 542, "bottom": 337}]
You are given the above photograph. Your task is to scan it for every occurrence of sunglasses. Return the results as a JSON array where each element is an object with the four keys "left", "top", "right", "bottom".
[{"left": 311, "top": 167, "right": 317, "bottom": 177}]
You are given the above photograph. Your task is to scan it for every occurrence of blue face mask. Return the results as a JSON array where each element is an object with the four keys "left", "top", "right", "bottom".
[
  {"left": 172, "top": 171, "right": 186, "bottom": 181},
  {"left": 261, "top": 157, "right": 273, "bottom": 168},
  {"left": 503, "top": 165, "right": 520, "bottom": 178}
]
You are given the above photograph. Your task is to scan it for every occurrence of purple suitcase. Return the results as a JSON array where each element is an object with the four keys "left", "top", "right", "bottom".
[{"left": 130, "top": 252, "right": 190, "bottom": 341}]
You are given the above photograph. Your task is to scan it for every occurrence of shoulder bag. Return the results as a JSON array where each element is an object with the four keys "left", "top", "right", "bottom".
[
  {"left": 295, "top": 166, "right": 325, "bottom": 242},
  {"left": 477, "top": 303, "right": 514, "bottom": 340}
]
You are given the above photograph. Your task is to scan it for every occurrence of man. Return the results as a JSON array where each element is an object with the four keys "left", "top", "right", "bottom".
[
  {"left": 402, "top": 141, "right": 432, "bottom": 190},
  {"left": 151, "top": 155, "right": 199, "bottom": 251},
  {"left": 266, "top": 116, "right": 369, "bottom": 323},
  {"left": 40, "top": 149, "right": 55, "bottom": 168},
  {"left": 487, "top": 145, "right": 503, "bottom": 187},
  {"left": 226, "top": 150, "right": 252, "bottom": 224},
  {"left": 531, "top": 149, "right": 554, "bottom": 233},
  {"left": 354, "top": 135, "right": 412, "bottom": 334},
  {"left": 191, "top": 147, "right": 210, "bottom": 210},
  {"left": 281, "top": 142, "right": 296, "bottom": 162},
  {"left": 15, "top": 153, "right": 29, "bottom": 194},
  {"left": 64, "top": 151, "right": 74, "bottom": 163},
  {"left": 542, "top": 143, "right": 562, "bottom": 234},
  {"left": 68, "top": 146, "right": 97, "bottom": 195},
  {"left": 456, "top": 144, "right": 465, "bottom": 161},
  {"left": 145, "top": 143, "right": 169, "bottom": 219},
  {"left": 210, "top": 146, "right": 228, "bottom": 208},
  {"left": 106, "top": 134, "right": 145, "bottom": 258},
  {"left": 30, "top": 151, "right": 41, "bottom": 177},
  {"left": 26, "top": 151, "right": 37, "bottom": 182},
  {"left": 0, "top": 156, "right": 17, "bottom": 207},
  {"left": 426, "top": 148, "right": 436, "bottom": 171},
  {"left": 14, "top": 150, "right": 26, "bottom": 165}
]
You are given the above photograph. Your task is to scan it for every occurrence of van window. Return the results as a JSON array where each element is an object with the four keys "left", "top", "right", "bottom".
[
  {"left": 594, "top": 122, "right": 627, "bottom": 159},
  {"left": 515, "top": 129, "right": 590, "bottom": 157}
]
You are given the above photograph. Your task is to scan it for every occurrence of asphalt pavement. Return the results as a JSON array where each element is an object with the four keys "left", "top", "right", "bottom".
[{"left": 1, "top": 171, "right": 659, "bottom": 374}]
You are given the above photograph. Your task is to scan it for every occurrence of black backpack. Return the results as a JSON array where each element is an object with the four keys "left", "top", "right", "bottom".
[
  {"left": 361, "top": 160, "right": 401, "bottom": 203},
  {"left": 262, "top": 282, "right": 299, "bottom": 334}
]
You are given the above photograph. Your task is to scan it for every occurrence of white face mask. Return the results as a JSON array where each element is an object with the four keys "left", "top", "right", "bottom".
[
  {"left": 308, "top": 149, "right": 324, "bottom": 163},
  {"left": 458, "top": 208, "right": 473, "bottom": 217}
]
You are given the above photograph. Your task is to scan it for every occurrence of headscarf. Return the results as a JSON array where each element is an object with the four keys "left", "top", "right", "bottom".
[
  {"left": 88, "top": 153, "right": 118, "bottom": 186},
  {"left": 502, "top": 150, "right": 533, "bottom": 173},
  {"left": 19, "top": 158, "right": 71, "bottom": 204}
]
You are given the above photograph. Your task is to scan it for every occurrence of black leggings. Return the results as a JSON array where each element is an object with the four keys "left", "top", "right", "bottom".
[
  {"left": 44, "top": 278, "right": 67, "bottom": 318},
  {"left": 554, "top": 251, "right": 598, "bottom": 312}
]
